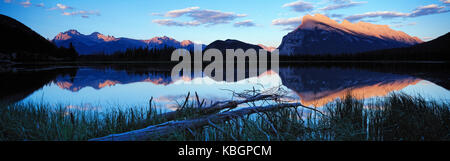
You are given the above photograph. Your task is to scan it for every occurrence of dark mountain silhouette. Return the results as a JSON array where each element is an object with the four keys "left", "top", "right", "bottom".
[
  {"left": 278, "top": 14, "right": 422, "bottom": 56},
  {"left": 0, "top": 14, "right": 77, "bottom": 61},
  {"left": 204, "top": 39, "right": 267, "bottom": 54},
  {"left": 350, "top": 32, "right": 450, "bottom": 61},
  {"left": 400, "top": 32, "right": 450, "bottom": 54}
]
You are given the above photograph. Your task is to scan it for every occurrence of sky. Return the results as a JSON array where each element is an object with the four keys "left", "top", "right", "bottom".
[{"left": 1, "top": 0, "right": 449, "bottom": 47}]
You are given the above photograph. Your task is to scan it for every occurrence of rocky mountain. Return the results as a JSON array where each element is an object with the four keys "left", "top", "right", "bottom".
[
  {"left": 52, "top": 30, "right": 205, "bottom": 55},
  {"left": 278, "top": 14, "right": 423, "bottom": 55},
  {"left": 0, "top": 14, "right": 77, "bottom": 61}
]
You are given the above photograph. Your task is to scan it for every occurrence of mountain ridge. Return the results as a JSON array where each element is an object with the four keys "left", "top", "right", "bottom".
[
  {"left": 53, "top": 30, "right": 205, "bottom": 55},
  {"left": 278, "top": 14, "right": 423, "bottom": 55}
]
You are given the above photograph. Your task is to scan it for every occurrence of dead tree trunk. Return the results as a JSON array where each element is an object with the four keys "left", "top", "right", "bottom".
[
  {"left": 158, "top": 94, "right": 274, "bottom": 121},
  {"left": 89, "top": 102, "right": 314, "bottom": 141}
]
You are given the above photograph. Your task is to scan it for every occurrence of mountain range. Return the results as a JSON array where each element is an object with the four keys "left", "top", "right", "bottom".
[
  {"left": 278, "top": 14, "right": 423, "bottom": 55},
  {"left": 52, "top": 30, "right": 206, "bottom": 55},
  {"left": 51, "top": 14, "right": 437, "bottom": 57},
  {"left": 1, "top": 14, "right": 447, "bottom": 61}
]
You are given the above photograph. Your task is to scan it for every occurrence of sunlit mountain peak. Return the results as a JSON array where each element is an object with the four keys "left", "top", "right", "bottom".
[{"left": 298, "top": 14, "right": 422, "bottom": 44}]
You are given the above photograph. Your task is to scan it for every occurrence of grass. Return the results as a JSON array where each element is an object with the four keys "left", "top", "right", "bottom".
[
  {"left": 0, "top": 104, "right": 167, "bottom": 141},
  {"left": 0, "top": 93, "right": 449, "bottom": 141}
]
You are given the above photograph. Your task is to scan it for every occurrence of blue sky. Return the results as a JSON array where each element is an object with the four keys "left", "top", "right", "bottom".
[{"left": 1, "top": 0, "right": 449, "bottom": 47}]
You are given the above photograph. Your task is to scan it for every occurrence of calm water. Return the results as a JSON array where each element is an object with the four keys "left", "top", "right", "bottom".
[{"left": 1, "top": 62, "right": 449, "bottom": 112}]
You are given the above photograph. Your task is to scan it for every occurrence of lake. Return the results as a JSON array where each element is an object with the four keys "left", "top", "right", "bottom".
[{"left": 1, "top": 62, "right": 449, "bottom": 112}]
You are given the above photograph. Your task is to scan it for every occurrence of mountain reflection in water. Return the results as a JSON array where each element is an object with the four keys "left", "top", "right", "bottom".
[{"left": 1, "top": 63, "right": 448, "bottom": 112}]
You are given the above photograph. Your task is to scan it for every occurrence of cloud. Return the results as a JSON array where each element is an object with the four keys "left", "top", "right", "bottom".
[
  {"left": 188, "top": 9, "right": 246, "bottom": 25},
  {"left": 320, "top": 0, "right": 367, "bottom": 11},
  {"left": 345, "top": 11, "right": 409, "bottom": 21},
  {"left": 422, "top": 37, "right": 434, "bottom": 41},
  {"left": 19, "top": 0, "right": 31, "bottom": 7},
  {"left": 233, "top": 20, "right": 256, "bottom": 27},
  {"left": 50, "top": 3, "right": 74, "bottom": 10},
  {"left": 390, "top": 22, "right": 417, "bottom": 28},
  {"left": 47, "top": 3, "right": 100, "bottom": 18},
  {"left": 345, "top": 4, "right": 449, "bottom": 21},
  {"left": 331, "top": 0, "right": 349, "bottom": 2},
  {"left": 62, "top": 10, "right": 101, "bottom": 18},
  {"left": 441, "top": 0, "right": 450, "bottom": 4},
  {"left": 153, "top": 7, "right": 247, "bottom": 26},
  {"left": 151, "top": 13, "right": 164, "bottom": 16},
  {"left": 35, "top": 3, "right": 44, "bottom": 8},
  {"left": 4, "top": 0, "right": 39, "bottom": 8},
  {"left": 5, "top": 1, "right": 100, "bottom": 19},
  {"left": 326, "top": 13, "right": 344, "bottom": 18},
  {"left": 152, "top": 19, "right": 201, "bottom": 27},
  {"left": 164, "top": 6, "right": 200, "bottom": 17},
  {"left": 282, "top": 1, "right": 314, "bottom": 12},
  {"left": 409, "top": 4, "right": 448, "bottom": 17},
  {"left": 272, "top": 17, "right": 302, "bottom": 30},
  {"left": 272, "top": 17, "right": 302, "bottom": 26},
  {"left": 282, "top": 26, "right": 298, "bottom": 31}
]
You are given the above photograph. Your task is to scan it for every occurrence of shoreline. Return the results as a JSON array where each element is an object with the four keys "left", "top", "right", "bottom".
[
  {"left": 1, "top": 93, "right": 448, "bottom": 141},
  {"left": 4, "top": 60, "right": 449, "bottom": 65}
]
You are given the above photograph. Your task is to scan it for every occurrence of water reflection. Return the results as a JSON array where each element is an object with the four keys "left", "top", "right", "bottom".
[
  {"left": 54, "top": 67, "right": 172, "bottom": 92},
  {"left": 0, "top": 66, "right": 78, "bottom": 104},
  {"left": 279, "top": 67, "right": 423, "bottom": 106},
  {"left": 2, "top": 63, "right": 448, "bottom": 111},
  {"left": 21, "top": 68, "right": 285, "bottom": 111}
]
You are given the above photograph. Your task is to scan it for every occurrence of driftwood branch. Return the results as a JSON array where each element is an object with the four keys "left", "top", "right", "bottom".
[
  {"left": 158, "top": 94, "right": 275, "bottom": 121},
  {"left": 89, "top": 102, "right": 311, "bottom": 141}
]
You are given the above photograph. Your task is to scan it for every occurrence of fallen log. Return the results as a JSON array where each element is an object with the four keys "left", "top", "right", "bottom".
[
  {"left": 89, "top": 102, "right": 316, "bottom": 141},
  {"left": 158, "top": 94, "right": 274, "bottom": 121}
]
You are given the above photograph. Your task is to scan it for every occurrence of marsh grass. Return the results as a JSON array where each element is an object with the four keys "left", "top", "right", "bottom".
[
  {"left": 0, "top": 93, "right": 448, "bottom": 141},
  {"left": 0, "top": 103, "right": 167, "bottom": 141}
]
